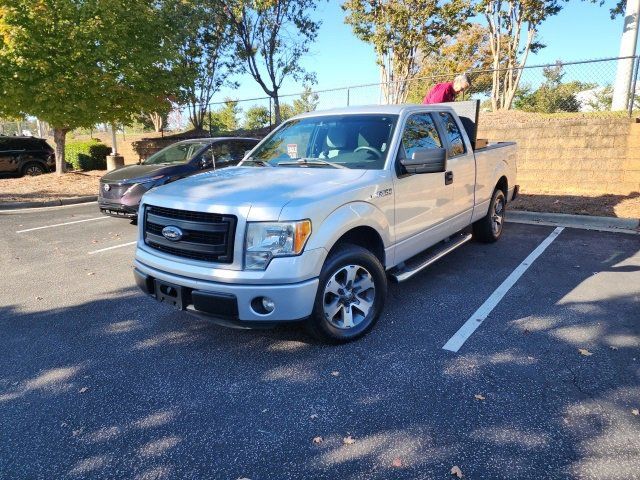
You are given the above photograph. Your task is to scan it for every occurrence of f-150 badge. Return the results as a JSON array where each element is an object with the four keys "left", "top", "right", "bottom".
[{"left": 369, "top": 188, "right": 392, "bottom": 199}]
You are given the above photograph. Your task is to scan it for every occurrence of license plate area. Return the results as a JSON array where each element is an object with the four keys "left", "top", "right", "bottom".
[{"left": 154, "top": 279, "right": 186, "bottom": 310}]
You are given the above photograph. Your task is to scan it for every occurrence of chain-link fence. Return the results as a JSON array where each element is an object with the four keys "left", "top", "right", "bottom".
[
  {"left": 3, "top": 56, "right": 638, "bottom": 137},
  {"left": 190, "top": 56, "right": 640, "bottom": 133}
]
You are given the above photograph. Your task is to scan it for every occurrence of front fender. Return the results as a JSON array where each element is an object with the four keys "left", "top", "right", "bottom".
[{"left": 305, "top": 201, "right": 391, "bottom": 255}]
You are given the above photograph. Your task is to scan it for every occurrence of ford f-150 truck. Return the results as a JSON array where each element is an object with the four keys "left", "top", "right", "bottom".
[{"left": 133, "top": 103, "right": 517, "bottom": 342}]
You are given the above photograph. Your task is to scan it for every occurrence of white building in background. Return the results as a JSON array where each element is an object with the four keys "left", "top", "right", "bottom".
[{"left": 576, "top": 82, "right": 639, "bottom": 112}]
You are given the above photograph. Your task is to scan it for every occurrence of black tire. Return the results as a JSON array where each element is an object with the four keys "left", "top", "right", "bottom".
[
  {"left": 21, "top": 162, "right": 46, "bottom": 177},
  {"left": 130, "top": 217, "right": 138, "bottom": 226},
  {"left": 306, "top": 243, "right": 387, "bottom": 343},
  {"left": 473, "top": 188, "right": 506, "bottom": 243}
]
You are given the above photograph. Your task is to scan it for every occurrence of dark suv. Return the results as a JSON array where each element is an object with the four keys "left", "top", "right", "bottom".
[{"left": 0, "top": 136, "right": 55, "bottom": 176}]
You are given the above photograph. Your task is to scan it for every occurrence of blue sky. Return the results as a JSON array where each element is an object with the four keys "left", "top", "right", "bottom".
[{"left": 213, "top": 0, "right": 631, "bottom": 107}]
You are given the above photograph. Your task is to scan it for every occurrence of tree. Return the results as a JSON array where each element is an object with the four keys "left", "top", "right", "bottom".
[
  {"left": 585, "top": 85, "right": 613, "bottom": 112},
  {"left": 175, "top": 0, "right": 236, "bottom": 131},
  {"left": 406, "top": 23, "right": 497, "bottom": 103},
  {"left": 609, "top": 0, "right": 626, "bottom": 18},
  {"left": 224, "top": 0, "right": 322, "bottom": 125},
  {"left": 513, "top": 62, "right": 593, "bottom": 113},
  {"left": 479, "top": 0, "right": 568, "bottom": 111},
  {"left": 205, "top": 99, "right": 242, "bottom": 132},
  {"left": 243, "top": 105, "right": 271, "bottom": 130},
  {"left": 292, "top": 86, "right": 320, "bottom": 115},
  {"left": 0, "top": 0, "right": 182, "bottom": 173},
  {"left": 343, "top": 0, "right": 472, "bottom": 105}
]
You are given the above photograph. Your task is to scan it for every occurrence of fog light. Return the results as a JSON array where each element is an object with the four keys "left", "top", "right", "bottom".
[
  {"left": 262, "top": 297, "right": 275, "bottom": 313},
  {"left": 251, "top": 296, "right": 276, "bottom": 315}
]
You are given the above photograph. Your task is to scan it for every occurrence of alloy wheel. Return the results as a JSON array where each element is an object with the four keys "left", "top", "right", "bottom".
[{"left": 322, "top": 264, "right": 376, "bottom": 329}]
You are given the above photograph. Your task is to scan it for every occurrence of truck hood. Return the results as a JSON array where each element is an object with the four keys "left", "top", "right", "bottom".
[{"left": 141, "top": 166, "right": 367, "bottom": 218}]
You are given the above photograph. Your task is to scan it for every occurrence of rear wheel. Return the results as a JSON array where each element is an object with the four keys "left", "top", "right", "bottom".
[
  {"left": 306, "top": 244, "right": 387, "bottom": 343},
  {"left": 473, "top": 188, "right": 506, "bottom": 243},
  {"left": 22, "top": 162, "right": 46, "bottom": 177}
]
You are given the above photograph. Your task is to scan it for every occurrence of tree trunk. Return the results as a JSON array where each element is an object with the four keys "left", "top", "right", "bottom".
[
  {"left": 149, "top": 112, "right": 163, "bottom": 132},
  {"left": 273, "top": 93, "right": 282, "bottom": 125},
  {"left": 53, "top": 127, "right": 69, "bottom": 175}
]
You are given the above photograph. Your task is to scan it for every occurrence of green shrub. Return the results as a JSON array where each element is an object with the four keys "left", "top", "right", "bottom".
[{"left": 66, "top": 139, "right": 111, "bottom": 170}]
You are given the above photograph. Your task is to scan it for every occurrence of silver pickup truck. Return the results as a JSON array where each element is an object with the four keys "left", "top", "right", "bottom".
[{"left": 133, "top": 103, "right": 517, "bottom": 342}]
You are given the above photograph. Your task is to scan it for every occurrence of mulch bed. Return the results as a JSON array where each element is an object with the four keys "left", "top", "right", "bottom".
[
  {"left": 0, "top": 171, "right": 102, "bottom": 203},
  {"left": 511, "top": 192, "right": 640, "bottom": 220}
]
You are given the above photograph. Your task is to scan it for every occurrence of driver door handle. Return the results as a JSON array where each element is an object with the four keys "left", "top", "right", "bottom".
[{"left": 445, "top": 170, "right": 454, "bottom": 185}]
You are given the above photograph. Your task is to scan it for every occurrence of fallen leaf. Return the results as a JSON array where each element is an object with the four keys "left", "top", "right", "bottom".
[
  {"left": 474, "top": 394, "right": 486, "bottom": 401},
  {"left": 78, "top": 387, "right": 89, "bottom": 394},
  {"left": 578, "top": 348, "right": 593, "bottom": 356},
  {"left": 36, "top": 296, "right": 43, "bottom": 300},
  {"left": 86, "top": 272, "right": 95, "bottom": 276},
  {"left": 343, "top": 435, "right": 356, "bottom": 445},
  {"left": 312, "top": 436, "right": 323, "bottom": 444},
  {"left": 451, "top": 465, "right": 464, "bottom": 478},
  {"left": 330, "top": 371, "right": 339, "bottom": 377},
  {"left": 391, "top": 458, "right": 402, "bottom": 468},
  {"left": 632, "top": 409, "right": 639, "bottom": 416},
  {"left": 310, "top": 414, "right": 318, "bottom": 420}
]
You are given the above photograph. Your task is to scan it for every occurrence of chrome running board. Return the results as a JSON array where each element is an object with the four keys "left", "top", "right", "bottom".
[{"left": 389, "top": 233, "right": 473, "bottom": 283}]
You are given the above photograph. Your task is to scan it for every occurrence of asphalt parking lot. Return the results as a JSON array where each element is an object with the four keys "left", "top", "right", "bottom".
[{"left": 0, "top": 203, "right": 638, "bottom": 480}]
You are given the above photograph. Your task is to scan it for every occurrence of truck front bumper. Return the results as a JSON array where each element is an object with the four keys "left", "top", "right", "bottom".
[{"left": 134, "top": 261, "right": 319, "bottom": 326}]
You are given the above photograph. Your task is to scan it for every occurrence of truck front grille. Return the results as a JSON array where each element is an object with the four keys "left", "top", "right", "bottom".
[{"left": 143, "top": 205, "right": 236, "bottom": 263}]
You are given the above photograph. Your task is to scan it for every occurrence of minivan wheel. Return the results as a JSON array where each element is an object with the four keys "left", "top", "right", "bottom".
[
  {"left": 22, "top": 162, "right": 46, "bottom": 177},
  {"left": 306, "top": 244, "right": 387, "bottom": 343},
  {"left": 473, "top": 188, "right": 506, "bottom": 243}
]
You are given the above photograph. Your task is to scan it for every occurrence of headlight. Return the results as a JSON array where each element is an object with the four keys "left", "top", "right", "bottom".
[
  {"left": 245, "top": 220, "right": 312, "bottom": 270},
  {"left": 123, "top": 175, "right": 165, "bottom": 196}
]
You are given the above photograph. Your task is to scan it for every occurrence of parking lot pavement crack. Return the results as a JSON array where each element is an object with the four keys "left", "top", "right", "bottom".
[{"left": 564, "top": 364, "right": 596, "bottom": 400}]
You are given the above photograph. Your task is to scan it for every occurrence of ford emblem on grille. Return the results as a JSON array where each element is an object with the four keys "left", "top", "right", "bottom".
[
  {"left": 162, "top": 225, "right": 183, "bottom": 241},
  {"left": 103, "top": 183, "right": 111, "bottom": 192}
]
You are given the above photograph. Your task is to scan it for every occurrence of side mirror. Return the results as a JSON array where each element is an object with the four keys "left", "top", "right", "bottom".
[{"left": 400, "top": 148, "right": 447, "bottom": 174}]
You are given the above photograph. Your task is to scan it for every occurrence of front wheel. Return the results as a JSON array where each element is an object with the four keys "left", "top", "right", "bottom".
[
  {"left": 306, "top": 244, "right": 387, "bottom": 343},
  {"left": 473, "top": 188, "right": 506, "bottom": 243}
]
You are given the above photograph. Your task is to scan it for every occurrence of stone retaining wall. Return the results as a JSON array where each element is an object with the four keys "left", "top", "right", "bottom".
[{"left": 477, "top": 112, "right": 640, "bottom": 195}]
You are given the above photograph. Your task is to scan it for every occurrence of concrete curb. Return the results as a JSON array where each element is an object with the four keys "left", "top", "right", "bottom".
[
  {"left": 508, "top": 210, "right": 640, "bottom": 235},
  {"left": 0, "top": 195, "right": 97, "bottom": 210}
]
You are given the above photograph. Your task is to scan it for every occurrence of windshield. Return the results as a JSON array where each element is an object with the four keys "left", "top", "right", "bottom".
[
  {"left": 246, "top": 114, "right": 398, "bottom": 169},
  {"left": 143, "top": 141, "right": 209, "bottom": 165}
]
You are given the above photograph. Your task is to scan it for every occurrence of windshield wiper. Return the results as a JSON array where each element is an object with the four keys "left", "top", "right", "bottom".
[
  {"left": 241, "top": 157, "right": 273, "bottom": 167},
  {"left": 277, "top": 157, "right": 346, "bottom": 169}
]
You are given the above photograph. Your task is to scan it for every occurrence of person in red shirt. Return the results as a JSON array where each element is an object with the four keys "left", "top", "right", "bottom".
[{"left": 423, "top": 74, "right": 470, "bottom": 104}]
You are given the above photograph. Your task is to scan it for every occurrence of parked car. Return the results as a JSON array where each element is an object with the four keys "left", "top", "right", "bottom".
[
  {"left": 0, "top": 136, "right": 55, "bottom": 176},
  {"left": 98, "top": 137, "right": 259, "bottom": 219},
  {"left": 133, "top": 103, "right": 518, "bottom": 342}
]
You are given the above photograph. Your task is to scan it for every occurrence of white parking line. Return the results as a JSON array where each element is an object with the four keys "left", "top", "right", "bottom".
[
  {"left": 16, "top": 216, "right": 108, "bottom": 233},
  {"left": 442, "top": 227, "right": 564, "bottom": 353},
  {"left": 88, "top": 241, "right": 137, "bottom": 255}
]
